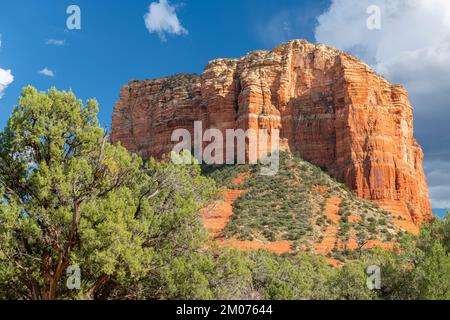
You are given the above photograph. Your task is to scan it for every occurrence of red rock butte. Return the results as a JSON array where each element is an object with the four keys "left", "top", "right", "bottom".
[{"left": 111, "top": 40, "right": 432, "bottom": 227}]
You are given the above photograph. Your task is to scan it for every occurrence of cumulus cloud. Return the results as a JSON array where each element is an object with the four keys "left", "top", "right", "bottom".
[
  {"left": 46, "top": 39, "right": 65, "bottom": 46},
  {"left": 315, "top": 0, "right": 450, "bottom": 209},
  {"left": 0, "top": 35, "right": 14, "bottom": 99},
  {"left": 144, "top": 0, "right": 188, "bottom": 41},
  {"left": 39, "top": 67, "right": 55, "bottom": 77},
  {"left": 0, "top": 68, "right": 14, "bottom": 99}
]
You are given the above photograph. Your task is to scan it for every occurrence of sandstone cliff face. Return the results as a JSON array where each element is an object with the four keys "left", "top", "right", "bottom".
[{"left": 111, "top": 40, "right": 431, "bottom": 226}]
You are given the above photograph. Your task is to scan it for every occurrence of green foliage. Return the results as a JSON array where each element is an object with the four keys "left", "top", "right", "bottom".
[
  {"left": 248, "top": 251, "right": 334, "bottom": 300},
  {"left": 202, "top": 163, "right": 256, "bottom": 189},
  {"left": 155, "top": 248, "right": 253, "bottom": 300},
  {"left": 220, "top": 153, "right": 316, "bottom": 242},
  {"left": 210, "top": 152, "right": 400, "bottom": 246},
  {"left": 329, "top": 262, "right": 377, "bottom": 300},
  {"left": 364, "top": 217, "right": 450, "bottom": 300},
  {"left": 0, "top": 87, "right": 215, "bottom": 300},
  {"left": 0, "top": 87, "right": 448, "bottom": 301}
]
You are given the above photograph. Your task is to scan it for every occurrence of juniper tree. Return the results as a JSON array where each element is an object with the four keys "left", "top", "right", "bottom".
[{"left": 0, "top": 87, "right": 214, "bottom": 300}]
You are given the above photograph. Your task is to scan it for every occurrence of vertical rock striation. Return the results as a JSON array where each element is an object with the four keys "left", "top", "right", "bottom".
[{"left": 111, "top": 40, "right": 431, "bottom": 226}]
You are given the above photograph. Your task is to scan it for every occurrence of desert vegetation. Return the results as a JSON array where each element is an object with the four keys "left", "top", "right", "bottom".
[
  {"left": 0, "top": 87, "right": 448, "bottom": 300},
  {"left": 206, "top": 152, "right": 400, "bottom": 251}
]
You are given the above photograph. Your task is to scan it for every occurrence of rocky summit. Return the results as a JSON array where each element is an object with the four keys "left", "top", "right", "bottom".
[{"left": 111, "top": 39, "right": 431, "bottom": 228}]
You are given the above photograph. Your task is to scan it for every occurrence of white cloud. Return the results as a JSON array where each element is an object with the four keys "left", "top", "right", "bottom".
[
  {"left": 39, "top": 67, "right": 55, "bottom": 77},
  {"left": 315, "top": 0, "right": 450, "bottom": 209},
  {"left": 316, "top": 1, "right": 449, "bottom": 64},
  {"left": 314, "top": 0, "right": 450, "bottom": 100},
  {"left": 0, "top": 68, "right": 14, "bottom": 99},
  {"left": 144, "top": 0, "right": 188, "bottom": 41},
  {"left": 46, "top": 39, "right": 66, "bottom": 46},
  {"left": 0, "top": 35, "right": 14, "bottom": 99}
]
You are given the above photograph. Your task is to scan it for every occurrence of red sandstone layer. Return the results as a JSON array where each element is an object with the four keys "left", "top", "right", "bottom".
[{"left": 111, "top": 40, "right": 431, "bottom": 225}]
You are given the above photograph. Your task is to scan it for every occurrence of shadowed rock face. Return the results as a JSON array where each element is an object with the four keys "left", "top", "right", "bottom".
[{"left": 111, "top": 40, "right": 431, "bottom": 226}]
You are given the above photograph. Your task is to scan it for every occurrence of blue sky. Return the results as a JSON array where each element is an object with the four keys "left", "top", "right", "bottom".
[
  {"left": 0, "top": 0, "right": 328, "bottom": 128},
  {"left": 0, "top": 0, "right": 448, "bottom": 216}
]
